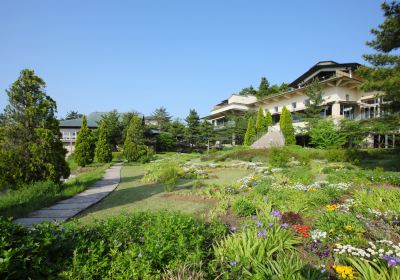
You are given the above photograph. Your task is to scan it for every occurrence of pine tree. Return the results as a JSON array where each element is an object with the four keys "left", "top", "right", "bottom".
[
  {"left": 279, "top": 106, "right": 296, "bottom": 145},
  {"left": 185, "top": 109, "right": 200, "bottom": 147},
  {"left": 74, "top": 115, "right": 95, "bottom": 167},
  {"left": 123, "top": 115, "right": 147, "bottom": 162},
  {"left": 255, "top": 107, "right": 267, "bottom": 135},
  {"left": 265, "top": 110, "right": 273, "bottom": 131},
  {"left": 95, "top": 121, "right": 113, "bottom": 163},
  {"left": 243, "top": 117, "right": 256, "bottom": 146},
  {"left": 257, "top": 77, "right": 270, "bottom": 98}
]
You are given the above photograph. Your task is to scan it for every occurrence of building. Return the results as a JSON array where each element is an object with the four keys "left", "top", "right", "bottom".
[{"left": 204, "top": 61, "right": 396, "bottom": 148}]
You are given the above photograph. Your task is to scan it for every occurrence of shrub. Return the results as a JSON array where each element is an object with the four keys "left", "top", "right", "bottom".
[
  {"left": 269, "top": 147, "right": 290, "bottom": 167},
  {"left": 279, "top": 106, "right": 296, "bottom": 145},
  {"left": 232, "top": 197, "right": 257, "bottom": 216},
  {"left": 243, "top": 117, "right": 256, "bottom": 146},
  {"left": 95, "top": 121, "right": 113, "bottom": 163},
  {"left": 309, "top": 118, "right": 346, "bottom": 149},
  {"left": 156, "top": 132, "right": 176, "bottom": 152},
  {"left": 74, "top": 116, "right": 95, "bottom": 167},
  {"left": 159, "top": 164, "right": 181, "bottom": 192}
]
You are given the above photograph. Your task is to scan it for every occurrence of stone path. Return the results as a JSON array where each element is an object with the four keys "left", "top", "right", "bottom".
[{"left": 14, "top": 163, "right": 122, "bottom": 227}]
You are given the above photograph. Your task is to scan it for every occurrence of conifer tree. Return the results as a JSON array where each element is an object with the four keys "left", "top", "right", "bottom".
[
  {"left": 243, "top": 117, "right": 256, "bottom": 146},
  {"left": 265, "top": 110, "right": 273, "bottom": 131},
  {"left": 257, "top": 77, "right": 270, "bottom": 98},
  {"left": 74, "top": 115, "right": 95, "bottom": 167},
  {"left": 279, "top": 106, "right": 296, "bottom": 145},
  {"left": 123, "top": 115, "right": 147, "bottom": 162},
  {"left": 95, "top": 121, "right": 113, "bottom": 163},
  {"left": 255, "top": 107, "right": 267, "bottom": 135}
]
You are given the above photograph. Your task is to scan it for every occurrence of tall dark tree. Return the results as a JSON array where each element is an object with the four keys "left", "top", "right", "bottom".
[
  {"left": 123, "top": 115, "right": 148, "bottom": 162},
  {"left": 74, "top": 116, "right": 95, "bottom": 167},
  {"left": 257, "top": 77, "right": 270, "bottom": 98},
  {"left": 198, "top": 120, "right": 215, "bottom": 149},
  {"left": 0, "top": 69, "right": 69, "bottom": 189},
  {"left": 185, "top": 109, "right": 200, "bottom": 147},
  {"left": 358, "top": 1, "right": 400, "bottom": 114},
  {"left": 65, "top": 111, "right": 83, "bottom": 120},
  {"left": 168, "top": 118, "right": 186, "bottom": 141},
  {"left": 299, "top": 78, "right": 324, "bottom": 130},
  {"left": 152, "top": 107, "right": 172, "bottom": 131},
  {"left": 101, "top": 110, "right": 123, "bottom": 148}
]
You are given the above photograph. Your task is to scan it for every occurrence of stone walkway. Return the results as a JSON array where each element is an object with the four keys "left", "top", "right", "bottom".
[{"left": 14, "top": 163, "right": 122, "bottom": 227}]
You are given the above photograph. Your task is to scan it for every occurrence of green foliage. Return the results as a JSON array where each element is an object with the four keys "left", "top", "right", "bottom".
[
  {"left": 0, "top": 212, "right": 225, "bottom": 279},
  {"left": 159, "top": 164, "right": 181, "bottom": 192},
  {"left": 100, "top": 110, "right": 123, "bottom": 148},
  {"left": 265, "top": 110, "right": 273, "bottom": 130},
  {"left": 243, "top": 117, "right": 256, "bottom": 146},
  {"left": 358, "top": 1, "right": 400, "bottom": 113},
  {"left": 269, "top": 147, "right": 290, "bottom": 167},
  {"left": 301, "top": 78, "right": 324, "bottom": 127},
  {"left": 239, "top": 85, "right": 257, "bottom": 96},
  {"left": 156, "top": 132, "right": 175, "bottom": 152},
  {"left": 198, "top": 120, "right": 215, "bottom": 148},
  {"left": 65, "top": 110, "right": 83, "bottom": 120},
  {"left": 255, "top": 107, "right": 267, "bottom": 135},
  {"left": 123, "top": 115, "right": 148, "bottom": 162},
  {"left": 257, "top": 77, "right": 269, "bottom": 98},
  {"left": 151, "top": 106, "right": 172, "bottom": 131},
  {"left": 74, "top": 115, "right": 95, "bottom": 167},
  {"left": 95, "top": 121, "right": 113, "bottom": 163},
  {"left": 168, "top": 118, "right": 186, "bottom": 141},
  {"left": 279, "top": 106, "right": 296, "bottom": 145},
  {"left": 232, "top": 197, "right": 257, "bottom": 216},
  {"left": 0, "top": 69, "right": 69, "bottom": 189},
  {"left": 345, "top": 257, "right": 400, "bottom": 280},
  {"left": 309, "top": 118, "right": 346, "bottom": 149},
  {"left": 185, "top": 109, "right": 201, "bottom": 147}
]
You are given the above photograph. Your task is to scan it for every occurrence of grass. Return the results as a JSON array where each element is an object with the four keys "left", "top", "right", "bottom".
[
  {"left": 75, "top": 164, "right": 251, "bottom": 224},
  {"left": 0, "top": 161, "right": 111, "bottom": 219}
]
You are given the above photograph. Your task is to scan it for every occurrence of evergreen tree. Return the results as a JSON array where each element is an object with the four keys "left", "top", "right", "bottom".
[
  {"left": 310, "top": 119, "right": 346, "bottom": 149},
  {"left": 152, "top": 107, "right": 172, "bottom": 131},
  {"left": 199, "top": 120, "right": 215, "bottom": 149},
  {"left": 257, "top": 77, "right": 270, "bottom": 98},
  {"left": 255, "top": 107, "right": 267, "bottom": 135},
  {"left": 123, "top": 115, "right": 147, "bottom": 162},
  {"left": 95, "top": 121, "right": 113, "bottom": 163},
  {"left": 358, "top": 1, "right": 400, "bottom": 114},
  {"left": 185, "top": 109, "right": 200, "bottom": 147},
  {"left": 65, "top": 110, "right": 83, "bottom": 120},
  {"left": 301, "top": 79, "right": 324, "bottom": 129},
  {"left": 101, "top": 110, "right": 123, "bottom": 148},
  {"left": 279, "top": 106, "right": 296, "bottom": 145},
  {"left": 168, "top": 118, "right": 186, "bottom": 141},
  {"left": 265, "top": 110, "right": 273, "bottom": 130},
  {"left": 243, "top": 117, "right": 256, "bottom": 146},
  {"left": 0, "top": 69, "right": 69, "bottom": 189},
  {"left": 239, "top": 86, "right": 257, "bottom": 96},
  {"left": 74, "top": 115, "right": 95, "bottom": 167}
]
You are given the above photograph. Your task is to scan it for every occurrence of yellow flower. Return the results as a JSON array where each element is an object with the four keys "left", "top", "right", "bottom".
[
  {"left": 345, "top": 225, "right": 353, "bottom": 231},
  {"left": 333, "top": 264, "right": 354, "bottom": 279},
  {"left": 325, "top": 204, "right": 339, "bottom": 212},
  {"left": 307, "top": 187, "right": 317, "bottom": 192}
]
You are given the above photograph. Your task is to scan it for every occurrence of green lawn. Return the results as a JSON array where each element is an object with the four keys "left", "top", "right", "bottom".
[{"left": 75, "top": 164, "right": 250, "bottom": 224}]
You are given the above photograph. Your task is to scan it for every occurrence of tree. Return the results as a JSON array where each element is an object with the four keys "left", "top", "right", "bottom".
[
  {"left": 243, "top": 117, "right": 256, "bottom": 146},
  {"left": 303, "top": 79, "right": 324, "bottom": 121},
  {"left": 198, "top": 120, "right": 215, "bottom": 149},
  {"left": 95, "top": 121, "right": 113, "bottom": 163},
  {"left": 265, "top": 110, "right": 273, "bottom": 131},
  {"left": 279, "top": 106, "right": 296, "bottom": 145},
  {"left": 239, "top": 86, "right": 257, "bottom": 96},
  {"left": 156, "top": 132, "right": 175, "bottom": 152},
  {"left": 152, "top": 107, "right": 172, "bottom": 131},
  {"left": 310, "top": 119, "right": 346, "bottom": 149},
  {"left": 255, "top": 107, "right": 267, "bottom": 135},
  {"left": 257, "top": 77, "right": 270, "bottom": 99},
  {"left": 0, "top": 69, "right": 69, "bottom": 189},
  {"left": 65, "top": 111, "right": 83, "bottom": 120},
  {"left": 168, "top": 118, "right": 186, "bottom": 141},
  {"left": 121, "top": 111, "right": 137, "bottom": 143},
  {"left": 101, "top": 110, "right": 122, "bottom": 148},
  {"left": 123, "top": 115, "right": 148, "bottom": 162},
  {"left": 74, "top": 115, "right": 95, "bottom": 167},
  {"left": 185, "top": 109, "right": 200, "bottom": 147}
]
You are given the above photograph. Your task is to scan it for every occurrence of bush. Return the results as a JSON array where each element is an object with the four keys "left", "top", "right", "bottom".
[
  {"left": 159, "top": 164, "right": 181, "bottom": 192},
  {"left": 232, "top": 197, "right": 257, "bottom": 216},
  {"left": 269, "top": 147, "right": 290, "bottom": 167}
]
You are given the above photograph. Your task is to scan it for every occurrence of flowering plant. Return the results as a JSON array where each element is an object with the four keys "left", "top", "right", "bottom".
[
  {"left": 332, "top": 264, "right": 354, "bottom": 279},
  {"left": 293, "top": 225, "right": 310, "bottom": 238}
]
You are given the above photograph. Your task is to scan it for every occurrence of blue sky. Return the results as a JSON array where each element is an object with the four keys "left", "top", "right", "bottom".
[{"left": 0, "top": 0, "right": 384, "bottom": 119}]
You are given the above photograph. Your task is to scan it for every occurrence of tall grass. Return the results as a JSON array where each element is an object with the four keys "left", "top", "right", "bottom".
[{"left": 0, "top": 163, "right": 110, "bottom": 219}]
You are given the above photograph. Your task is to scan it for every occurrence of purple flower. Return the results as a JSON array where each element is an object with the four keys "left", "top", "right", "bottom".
[
  {"left": 268, "top": 223, "right": 274, "bottom": 227},
  {"left": 257, "top": 230, "right": 267, "bottom": 237},
  {"left": 229, "top": 226, "right": 237, "bottom": 233},
  {"left": 383, "top": 255, "right": 400, "bottom": 267},
  {"left": 281, "top": 223, "right": 289, "bottom": 229},
  {"left": 256, "top": 220, "right": 263, "bottom": 227},
  {"left": 270, "top": 210, "right": 282, "bottom": 218},
  {"left": 230, "top": 260, "right": 238, "bottom": 267}
]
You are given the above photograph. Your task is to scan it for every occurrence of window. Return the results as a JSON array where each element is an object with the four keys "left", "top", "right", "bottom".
[
  {"left": 274, "top": 106, "right": 278, "bottom": 113},
  {"left": 346, "top": 94, "right": 350, "bottom": 101},
  {"left": 292, "top": 102, "right": 296, "bottom": 109},
  {"left": 304, "top": 99, "right": 310, "bottom": 106}
]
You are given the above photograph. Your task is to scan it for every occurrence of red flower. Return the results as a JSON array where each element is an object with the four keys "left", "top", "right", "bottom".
[{"left": 293, "top": 225, "right": 310, "bottom": 238}]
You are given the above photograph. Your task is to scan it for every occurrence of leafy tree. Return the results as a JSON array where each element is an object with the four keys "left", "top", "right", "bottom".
[
  {"left": 185, "top": 109, "right": 200, "bottom": 147},
  {"left": 279, "top": 106, "right": 296, "bottom": 145},
  {"left": 310, "top": 119, "right": 346, "bottom": 149},
  {"left": 65, "top": 111, "right": 83, "bottom": 120},
  {"left": 239, "top": 86, "right": 257, "bottom": 96},
  {"left": 152, "top": 107, "right": 172, "bottom": 131},
  {"left": 358, "top": 1, "right": 400, "bottom": 114},
  {"left": 101, "top": 110, "right": 122, "bottom": 148},
  {"left": 168, "top": 118, "right": 186, "bottom": 141},
  {"left": 0, "top": 69, "right": 69, "bottom": 189},
  {"left": 156, "top": 132, "right": 175, "bottom": 152},
  {"left": 279, "top": 82, "right": 291, "bottom": 93},
  {"left": 95, "top": 121, "right": 113, "bottom": 163},
  {"left": 243, "top": 117, "right": 256, "bottom": 146},
  {"left": 265, "top": 110, "right": 273, "bottom": 130},
  {"left": 74, "top": 116, "right": 95, "bottom": 167},
  {"left": 123, "top": 115, "right": 148, "bottom": 162},
  {"left": 255, "top": 107, "right": 267, "bottom": 135},
  {"left": 257, "top": 77, "right": 270, "bottom": 98},
  {"left": 199, "top": 120, "right": 215, "bottom": 149}
]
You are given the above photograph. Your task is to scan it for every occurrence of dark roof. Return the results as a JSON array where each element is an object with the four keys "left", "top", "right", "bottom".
[
  {"left": 289, "top": 61, "right": 361, "bottom": 88},
  {"left": 59, "top": 118, "right": 99, "bottom": 128}
]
